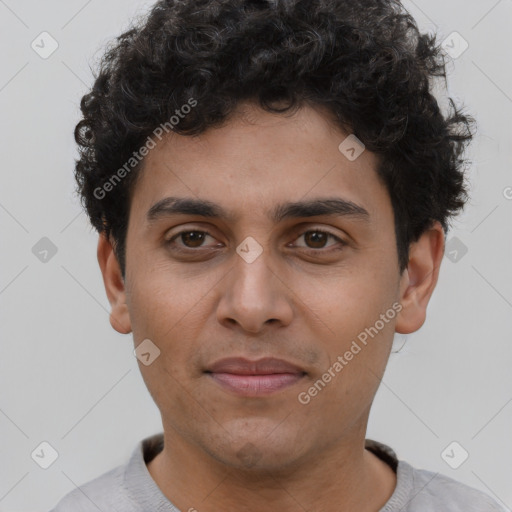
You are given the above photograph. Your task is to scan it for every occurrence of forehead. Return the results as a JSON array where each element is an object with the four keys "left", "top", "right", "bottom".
[{"left": 129, "top": 102, "right": 392, "bottom": 227}]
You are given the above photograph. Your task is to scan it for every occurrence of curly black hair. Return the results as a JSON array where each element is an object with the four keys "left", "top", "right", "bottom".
[{"left": 74, "top": 0, "right": 475, "bottom": 277}]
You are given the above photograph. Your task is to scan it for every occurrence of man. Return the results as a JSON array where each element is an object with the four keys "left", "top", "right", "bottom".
[{"left": 52, "top": 0, "right": 505, "bottom": 510}]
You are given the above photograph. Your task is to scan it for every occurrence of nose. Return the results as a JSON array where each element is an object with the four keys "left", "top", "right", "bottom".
[{"left": 216, "top": 248, "right": 294, "bottom": 334}]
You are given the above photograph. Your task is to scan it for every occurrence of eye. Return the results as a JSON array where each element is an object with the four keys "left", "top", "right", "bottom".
[
  {"left": 166, "top": 229, "right": 221, "bottom": 250},
  {"left": 165, "top": 227, "right": 346, "bottom": 254},
  {"left": 291, "top": 229, "right": 346, "bottom": 251}
]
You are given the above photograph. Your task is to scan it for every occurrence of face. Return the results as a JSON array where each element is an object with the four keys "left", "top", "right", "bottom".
[{"left": 100, "top": 102, "right": 441, "bottom": 471}]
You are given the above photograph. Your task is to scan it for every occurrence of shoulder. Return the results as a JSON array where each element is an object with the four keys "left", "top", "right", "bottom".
[
  {"left": 50, "top": 464, "right": 134, "bottom": 511},
  {"left": 390, "top": 459, "right": 506, "bottom": 512},
  {"left": 49, "top": 434, "right": 166, "bottom": 512},
  {"left": 365, "top": 440, "right": 506, "bottom": 512}
]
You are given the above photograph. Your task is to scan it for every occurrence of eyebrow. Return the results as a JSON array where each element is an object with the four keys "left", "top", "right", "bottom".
[{"left": 146, "top": 196, "right": 370, "bottom": 224}]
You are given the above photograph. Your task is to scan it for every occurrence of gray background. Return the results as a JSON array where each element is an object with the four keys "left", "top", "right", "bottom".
[{"left": 0, "top": 0, "right": 511, "bottom": 510}]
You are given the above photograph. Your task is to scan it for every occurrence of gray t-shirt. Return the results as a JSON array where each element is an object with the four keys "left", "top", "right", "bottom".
[{"left": 51, "top": 433, "right": 506, "bottom": 511}]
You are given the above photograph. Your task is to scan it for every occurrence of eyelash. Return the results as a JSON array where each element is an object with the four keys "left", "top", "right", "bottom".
[{"left": 165, "top": 228, "right": 346, "bottom": 254}]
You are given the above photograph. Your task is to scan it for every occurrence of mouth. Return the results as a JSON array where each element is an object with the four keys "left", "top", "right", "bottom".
[{"left": 204, "top": 357, "right": 307, "bottom": 397}]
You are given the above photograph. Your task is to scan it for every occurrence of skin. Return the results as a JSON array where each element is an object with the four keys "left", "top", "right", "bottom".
[{"left": 98, "top": 102, "right": 444, "bottom": 512}]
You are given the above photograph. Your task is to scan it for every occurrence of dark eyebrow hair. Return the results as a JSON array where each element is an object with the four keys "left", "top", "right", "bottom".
[{"left": 146, "top": 196, "right": 370, "bottom": 224}]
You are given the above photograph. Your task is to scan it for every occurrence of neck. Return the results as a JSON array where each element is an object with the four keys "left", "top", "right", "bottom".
[{"left": 147, "top": 425, "right": 396, "bottom": 512}]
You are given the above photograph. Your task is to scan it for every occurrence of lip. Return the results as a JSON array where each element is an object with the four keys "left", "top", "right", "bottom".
[
  {"left": 207, "top": 357, "right": 305, "bottom": 375},
  {"left": 205, "top": 357, "right": 306, "bottom": 397}
]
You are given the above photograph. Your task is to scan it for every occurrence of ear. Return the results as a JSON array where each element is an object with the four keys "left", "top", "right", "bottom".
[
  {"left": 395, "top": 221, "right": 445, "bottom": 334},
  {"left": 97, "top": 232, "right": 132, "bottom": 334}
]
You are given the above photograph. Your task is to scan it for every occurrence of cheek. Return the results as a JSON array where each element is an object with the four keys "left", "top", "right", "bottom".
[
  {"left": 294, "top": 257, "right": 398, "bottom": 403},
  {"left": 299, "top": 261, "right": 397, "bottom": 342},
  {"left": 127, "top": 276, "right": 207, "bottom": 418},
  {"left": 126, "top": 263, "right": 223, "bottom": 384},
  {"left": 127, "top": 258, "right": 205, "bottom": 337}
]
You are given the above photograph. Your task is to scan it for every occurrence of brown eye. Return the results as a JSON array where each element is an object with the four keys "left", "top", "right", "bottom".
[
  {"left": 180, "top": 231, "right": 208, "bottom": 248},
  {"left": 293, "top": 229, "right": 344, "bottom": 250},
  {"left": 304, "top": 231, "right": 329, "bottom": 249},
  {"left": 166, "top": 229, "right": 220, "bottom": 251}
]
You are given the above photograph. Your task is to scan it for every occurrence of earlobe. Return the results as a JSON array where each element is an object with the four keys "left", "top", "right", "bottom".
[
  {"left": 97, "top": 233, "right": 132, "bottom": 334},
  {"left": 395, "top": 221, "right": 445, "bottom": 335}
]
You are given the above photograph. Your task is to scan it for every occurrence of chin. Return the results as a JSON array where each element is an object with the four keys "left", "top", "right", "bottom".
[{"left": 204, "top": 426, "right": 308, "bottom": 472}]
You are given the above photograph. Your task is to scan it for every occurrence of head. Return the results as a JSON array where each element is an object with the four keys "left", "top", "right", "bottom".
[{"left": 76, "top": 0, "right": 474, "bottom": 470}]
